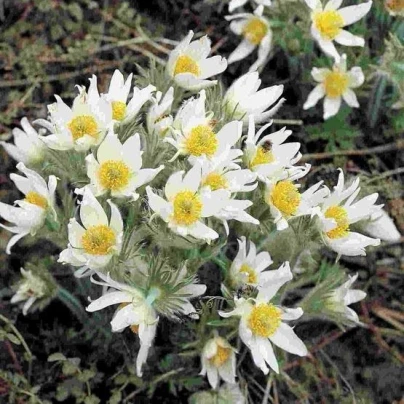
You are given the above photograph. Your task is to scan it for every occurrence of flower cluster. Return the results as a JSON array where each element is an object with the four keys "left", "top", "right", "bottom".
[
  {"left": 1, "top": 22, "right": 400, "bottom": 399},
  {"left": 224, "top": 0, "right": 372, "bottom": 119}
]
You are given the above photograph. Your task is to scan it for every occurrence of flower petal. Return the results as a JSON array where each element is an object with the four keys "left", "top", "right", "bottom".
[
  {"left": 86, "top": 291, "right": 133, "bottom": 312},
  {"left": 342, "top": 88, "right": 359, "bottom": 108},
  {"left": 338, "top": 1, "right": 372, "bottom": 26},
  {"left": 269, "top": 322, "right": 307, "bottom": 356},
  {"left": 228, "top": 39, "right": 256, "bottom": 65},
  {"left": 334, "top": 30, "right": 365, "bottom": 47},
  {"left": 323, "top": 96, "right": 341, "bottom": 120},
  {"left": 303, "top": 85, "right": 325, "bottom": 110}
]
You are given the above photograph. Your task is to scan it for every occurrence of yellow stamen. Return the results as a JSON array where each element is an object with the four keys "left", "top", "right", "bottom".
[
  {"left": 248, "top": 303, "right": 281, "bottom": 338},
  {"left": 68, "top": 115, "right": 99, "bottom": 141},
  {"left": 324, "top": 205, "right": 350, "bottom": 239},
  {"left": 202, "top": 172, "right": 228, "bottom": 191},
  {"left": 250, "top": 146, "right": 275, "bottom": 168},
  {"left": 98, "top": 160, "right": 131, "bottom": 191},
  {"left": 81, "top": 225, "right": 116, "bottom": 255},
  {"left": 173, "top": 55, "right": 201, "bottom": 76},
  {"left": 242, "top": 17, "right": 268, "bottom": 45},
  {"left": 323, "top": 70, "right": 349, "bottom": 98},
  {"left": 239, "top": 264, "right": 258, "bottom": 284},
  {"left": 209, "top": 345, "right": 231, "bottom": 368},
  {"left": 24, "top": 192, "right": 48, "bottom": 209},
  {"left": 172, "top": 190, "right": 202, "bottom": 226},
  {"left": 112, "top": 101, "right": 127, "bottom": 121},
  {"left": 270, "top": 181, "right": 301, "bottom": 216},
  {"left": 313, "top": 10, "right": 344, "bottom": 40},
  {"left": 185, "top": 125, "right": 218, "bottom": 157}
]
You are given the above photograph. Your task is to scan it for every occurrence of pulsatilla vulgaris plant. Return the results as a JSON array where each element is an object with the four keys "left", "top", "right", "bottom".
[{"left": 1, "top": 10, "right": 401, "bottom": 401}]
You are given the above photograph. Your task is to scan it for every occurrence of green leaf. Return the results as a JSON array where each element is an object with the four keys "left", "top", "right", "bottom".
[
  {"left": 84, "top": 395, "right": 101, "bottom": 404},
  {"left": 62, "top": 360, "right": 78, "bottom": 376},
  {"left": 77, "top": 369, "right": 96, "bottom": 383},
  {"left": 6, "top": 333, "right": 21, "bottom": 345},
  {"left": 114, "top": 374, "right": 128, "bottom": 385},
  {"left": 108, "top": 390, "right": 122, "bottom": 404},
  {"left": 56, "top": 385, "right": 70, "bottom": 402},
  {"left": 48, "top": 353, "right": 67, "bottom": 362}
]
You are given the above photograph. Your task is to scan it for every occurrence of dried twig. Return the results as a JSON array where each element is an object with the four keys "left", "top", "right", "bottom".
[{"left": 302, "top": 140, "right": 404, "bottom": 162}]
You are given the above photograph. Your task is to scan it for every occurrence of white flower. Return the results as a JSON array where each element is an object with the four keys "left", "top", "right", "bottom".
[
  {"left": 244, "top": 115, "right": 302, "bottom": 183},
  {"left": 195, "top": 155, "right": 260, "bottom": 233},
  {"left": 317, "top": 169, "right": 381, "bottom": 256},
  {"left": 305, "top": 0, "right": 372, "bottom": 59},
  {"left": 11, "top": 268, "right": 47, "bottom": 315},
  {"left": 229, "top": 237, "right": 274, "bottom": 288},
  {"left": 36, "top": 75, "right": 113, "bottom": 151},
  {"left": 134, "top": 262, "right": 207, "bottom": 320},
  {"left": 226, "top": 6, "right": 272, "bottom": 72},
  {"left": 229, "top": 0, "right": 272, "bottom": 13},
  {"left": 147, "top": 87, "right": 174, "bottom": 136},
  {"left": 224, "top": 72, "right": 285, "bottom": 124},
  {"left": 215, "top": 198, "right": 260, "bottom": 234},
  {"left": 361, "top": 209, "right": 401, "bottom": 242},
  {"left": 1, "top": 118, "right": 46, "bottom": 165},
  {"left": 264, "top": 165, "right": 329, "bottom": 230},
  {"left": 58, "top": 188, "right": 123, "bottom": 275},
  {"left": 146, "top": 164, "right": 230, "bottom": 243},
  {"left": 200, "top": 148, "right": 257, "bottom": 194},
  {"left": 166, "top": 31, "right": 227, "bottom": 91},
  {"left": 303, "top": 55, "right": 365, "bottom": 120},
  {"left": 86, "top": 272, "right": 158, "bottom": 377},
  {"left": 200, "top": 335, "right": 237, "bottom": 389},
  {"left": 0, "top": 163, "right": 57, "bottom": 254},
  {"left": 87, "top": 269, "right": 206, "bottom": 376},
  {"left": 78, "top": 131, "right": 164, "bottom": 200},
  {"left": 106, "top": 69, "right": 156, "bottom": 123},
  {"left": 166, "top": 90, "right": 242, "bottom": 163},
  {"left": 325, "top": 273, "right": 366, "bottom": 325},
  {"left": 219, "top": 262, "right": 307, "bottom": 374}
]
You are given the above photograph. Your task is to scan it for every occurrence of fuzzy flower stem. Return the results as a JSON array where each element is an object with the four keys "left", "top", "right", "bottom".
[
  {"left": 57, "top": 287, "right": 88, "bottom": 324},
  {"left": 0, "top": 314, "right": 33, "bottom": 360}
]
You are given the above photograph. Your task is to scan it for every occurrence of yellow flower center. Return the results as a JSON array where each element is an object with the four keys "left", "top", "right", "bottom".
[
  {"left": 324, "top": 205, "right": 350, "bottom": 239},
  {"left": 185, "top": 125, "right": 218, "bottom": 157},
  {"left": 240, "top": 264, "right": 258, "bottom": 284},
  {"left": 323, "top": 70, "right": 349, "bottom": 98},
  {"left": 270, "top": 181, "right": 301, "bottom": 216},
  {"left": 98, "top": 160, "right": 131, "bottom": 191},
  {"left": 248, "top": 303, "right": 281, "bottom": 338},
  {"left": 313, "top": 10, "right": 344, "bottom": 40},
  {"left": 172, "top": 190, "right": 203, "bottom": 226},
  {"left": 202, "top": 172, "right": 228, "bottom": 191},
  {"left": 250, "top": 146, "right": 275, "bottom": 168},
  {"left": 81, "top": 225, "right": 116, "bottom": 255},
  {"left": 24, "top": 191, "right": 48, "bottom": 209},
  {"left": 112, "top": 101, "right": 127, "bottom": 121},
  {"left": 242, "top": 17, "right": 268, "bottom": 45},
  {"left": 209, "top": 345, "right": 232, "bottom": 368},
  {"left": 67, "top": 115, "right": 99, "bottom": 141},
  {"left": 386, "top": 0, "right": 404, "bottom": 14},
  {"left": 173, "top": 55, "right": 201, "bottom": 76}
]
